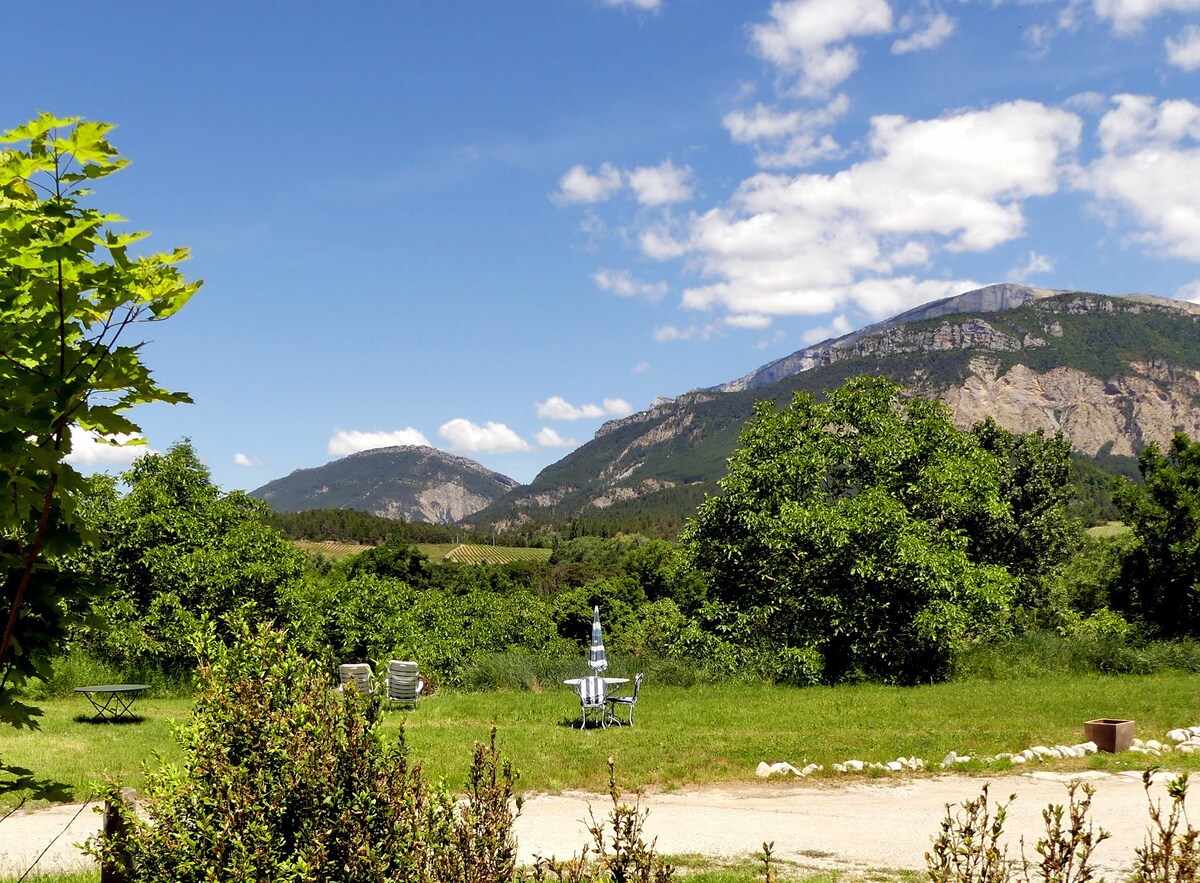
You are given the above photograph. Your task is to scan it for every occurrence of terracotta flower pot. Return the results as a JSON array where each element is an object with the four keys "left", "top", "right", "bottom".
[{"left": 1085, "top": 718, "right": 1134, "bottom": 753}]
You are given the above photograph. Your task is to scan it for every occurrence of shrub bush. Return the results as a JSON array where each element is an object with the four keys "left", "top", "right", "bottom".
[{"left": 87, "top": 619, "right": 519, "bottom": 882}]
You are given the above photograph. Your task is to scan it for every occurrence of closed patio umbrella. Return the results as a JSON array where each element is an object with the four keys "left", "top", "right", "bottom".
[{"left": 588, "top": 605, "right": 607, "bottom": 673}]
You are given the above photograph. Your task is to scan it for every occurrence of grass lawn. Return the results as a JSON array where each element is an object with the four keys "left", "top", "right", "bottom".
[{"left": 3, "top": 673, "right": 1199, "bottom": 804}]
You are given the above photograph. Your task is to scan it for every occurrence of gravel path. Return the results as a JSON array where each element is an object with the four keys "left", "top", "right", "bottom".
[{"left": 0, "top": 770, "right": 1180, "bottom": 878}]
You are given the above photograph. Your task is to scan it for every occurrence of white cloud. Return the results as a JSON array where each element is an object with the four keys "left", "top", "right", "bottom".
[
  {"left": 891, "top": 12, "right": 955, "bottom": 54},
  {"left": 65, "top": 428, "right": 152, "bottom": 467},
  {"left": 234, "top": 452, "right": 266, "bottom": 467},
  {"left": 1096, "top": 94, "right": 1200, "bottom": 154},
  {"left": 1166, "top": 25, "right": 1200, "bottom": 70},
  {"left": 1176, "top": 280, "right": 1200, "bottom": 303},
  {"left": 328, "top": 428, "right": 431, "bottom": 456},
  {"left": 725, "top": 97, "right": 850, "bottom": 169},
  {"left": 626, "top": 160, "right": 693, "bottom": 206},
  {"left": 639, "top": 225, "right": 689, "bottom": 259},
  {"left": 556, "top": 163, "right": 622, "bottom": 204},
  {"left": 655, "top": 101, "right": 1079, "bottom": 322},
  {"left": 1086, "top": 95, "right": 1200, "bottom": 260},
  {"left": 632, "top": 360, "right": 652, "bottom": 373},
  {"left": 438, "top": 419, "right": 533, "bottom": 454},
  {"left": 556, "top": 159, "right": 691, "bottom": 207},
  {"left": 1093, "top": 0, "right": 1200, "bottom": 35},
  {"left": 752, "top": 0, "right": 894, "bottom": 96},
  {"left": 1009, "top": 251, "right": 1055, "bottom": 282},
  {"left": 594, "top": 268, "right": 669, "bottom": 299},
  {"left": 801, "top": 314, "right": 853, "bottom": 344},
  {"left": 536, "top": 427, "right": 578, "bottom": 448},
  {"left": 602, "top": 0, "right": 662, "bottom": 9},
  {"left": 724, "top": 104, "right": 805, "bottom": 142},
  {"left": 653, "top": 322, "right": 723, "bottom": 341},
  {"left": 536, "top": 396, "right": 633, "bottom": 420},
  {"left": 725, "top": 313, "right": 774, "bottom": 329}
]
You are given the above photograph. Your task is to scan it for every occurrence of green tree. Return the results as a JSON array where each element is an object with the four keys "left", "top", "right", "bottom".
[
  {"left": 76, "top": 441, "right": 306, "bottom": 672},
  {"left": 682, "top": 376, "right": 1073, "bottom": 685},
  {"left": 0, "top": 114, "right": 199, "bottom": 734},
  {"left": 1113, "top": 432, "right": 1200, "bottom": 637}
]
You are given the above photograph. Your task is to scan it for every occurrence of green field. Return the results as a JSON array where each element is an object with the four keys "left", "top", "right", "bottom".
[
  {"left": 294, "top": 540, "right": 552, "bottom": 565},
  {"left": 440, "top": 544, "right": 553, "bottom": 565},
  {"left": 5, "top": 672, "right": 1199, "bottom": 804},
  {"left": 416, "top": 543, "right": 552, "bottom": 564},
  {"left": 291, "top": 539, "right": 374, "bottom": 558}
]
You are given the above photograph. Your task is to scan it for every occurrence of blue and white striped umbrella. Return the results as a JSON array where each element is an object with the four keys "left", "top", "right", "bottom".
[{"left": 587, "top": 605, "right": 608, "bottom": 673}]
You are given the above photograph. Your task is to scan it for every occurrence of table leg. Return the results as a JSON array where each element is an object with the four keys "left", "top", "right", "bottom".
[{"left": 82, "top": 691, "right": 142, "bottom": 722}]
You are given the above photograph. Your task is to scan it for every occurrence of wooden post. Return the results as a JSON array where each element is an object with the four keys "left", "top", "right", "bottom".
[{"left": 101, "top": 787, "right": 137, "bottom": 883}]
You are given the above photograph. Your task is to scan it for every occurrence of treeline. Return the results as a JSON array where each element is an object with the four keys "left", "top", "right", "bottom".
[
  {"left": 59, "top": 378, "right": 1200, "bottom": 692},
  {"left": 266, "top": 508, "right": 494, "bottom": 546}
]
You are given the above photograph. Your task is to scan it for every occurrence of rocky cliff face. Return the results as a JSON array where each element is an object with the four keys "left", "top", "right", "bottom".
[
  {"left": 939, "top": 358, "right": 1200, "bottom": 456},
  {"left": 470, "top": 285, "right": 1200, "bottom": 529}
]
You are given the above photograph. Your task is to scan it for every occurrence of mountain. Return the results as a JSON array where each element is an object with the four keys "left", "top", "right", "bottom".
[
  {"left": 469, "top": 285, "right": 1200, "bottom": 531},
  {"left": 250, "top": 446, "right": 520, "bottom": 524}
]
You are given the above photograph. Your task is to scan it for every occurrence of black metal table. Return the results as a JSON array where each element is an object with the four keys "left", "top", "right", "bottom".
[{"left": 74, "top": 684, "right": 150, "bottom": 721}]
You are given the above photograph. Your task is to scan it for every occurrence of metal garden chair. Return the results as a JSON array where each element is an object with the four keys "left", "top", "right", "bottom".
[
  {"left": 604, "top": 672, "right": 644, "bottom": 726},
  {"left": 577, "top": 674, "right": 609, "bottom": 728}
]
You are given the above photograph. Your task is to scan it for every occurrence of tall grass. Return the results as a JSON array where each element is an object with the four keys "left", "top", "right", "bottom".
[
  {"left": 23, "top": 653, "right": 196, "bottom": 701},
  {"left": 958, "top": 633, "right": 1200, "bottom": 680}
]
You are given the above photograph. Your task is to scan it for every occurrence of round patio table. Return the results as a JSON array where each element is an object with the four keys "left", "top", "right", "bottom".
[{"left": 74, "top": 684, "right": 150, "bottom": 722}]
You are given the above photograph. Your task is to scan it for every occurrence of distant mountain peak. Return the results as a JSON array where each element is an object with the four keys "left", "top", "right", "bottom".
[
  {"left": 251, "top": 445, "right": 520, "bottom": 524},
  {"left": 719, "top": 284, "right": 1197, "bottom": 393},
  {"left": 467, "top": 283, "right": 1200, "bottom": 531}
]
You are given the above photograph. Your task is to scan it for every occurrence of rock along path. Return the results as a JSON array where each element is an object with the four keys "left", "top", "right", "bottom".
[{"left": 0, "top": 770, "right": 1181, "bottom": 878}]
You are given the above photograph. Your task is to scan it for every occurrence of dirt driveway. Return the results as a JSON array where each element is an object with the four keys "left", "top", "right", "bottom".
[
  {"left": 0, "top": 770, "right": 1180, "bottom": 878},
  {"left": 515, "top": 769, "right": 1173, "bottom": 876}
]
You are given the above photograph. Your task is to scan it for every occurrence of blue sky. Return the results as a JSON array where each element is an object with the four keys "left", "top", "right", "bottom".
[{"left": 5, "top": 0, "right": 1200, "bottom": 490}]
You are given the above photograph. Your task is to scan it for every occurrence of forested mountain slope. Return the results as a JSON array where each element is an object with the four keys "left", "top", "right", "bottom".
[{"left": 470, "top": 285, "right": 1200, "bottom": 531}]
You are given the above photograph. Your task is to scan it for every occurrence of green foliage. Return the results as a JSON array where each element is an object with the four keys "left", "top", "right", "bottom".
[
  {"left": 86, "top": 619, "right": 521, "bottom": 883},
  {"left": 1067, "top": 452, "right": 1139, "bottom": 525},
  {"left": 0, "top": 112, "right": 197, "bottom": 789},
  {"left": 267, "top": 507, "right": 488, "bottom": 545},
  {"left": 682, "top": 377, "right": 1076, "bottom": 684},
  {"left": 1133, "top": 771, "right": 1200, "bottom": 883},
  {"left": 970, "top": 418, "right": 1080, "bottom": 580},
  {"left": 73, "top": 441, "right": 306, "bottom": 672},
  {"left": 926, "top": 782, "right": 1109, "bottom": 883},
  {"left": 288, "top": 568, "right": 574, "bottom": 685},
  {"left": 343, "top": 539, "right": 432, "bottom": 583},
  {"left": 1113, "top": 433, "right": 1200, "bottom": 638}
]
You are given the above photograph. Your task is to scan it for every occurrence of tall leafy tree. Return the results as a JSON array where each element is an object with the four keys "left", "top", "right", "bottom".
[
  {"left": 0, "top": 114, "right": 200, "bottom": 731},
  {"left": 1113, "top": 432, "right": 1200, "bottom": 637},
  {"left": 682, "top": 376, "right": 1074, "bottom": 685},
  {"left": 76, "top": 441, "right": 307, "bottom": 673}
]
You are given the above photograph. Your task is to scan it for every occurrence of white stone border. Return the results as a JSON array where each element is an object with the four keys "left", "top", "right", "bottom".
[{"left": 755, "top": 725, "right": 1200, "bottom": 779}]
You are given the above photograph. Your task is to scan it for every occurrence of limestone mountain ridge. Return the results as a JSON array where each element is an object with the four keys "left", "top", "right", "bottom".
[{"left": 468, "top": 284, "right": 1200, "bottom": 531}]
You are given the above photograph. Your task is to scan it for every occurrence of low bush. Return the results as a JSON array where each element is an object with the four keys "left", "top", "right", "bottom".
[
  {"left": 927, "top": 773, "right": 1200, "bottom": 883},
  {"left": 86, "top": 619, "right": 521, "bottom": 882}
]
